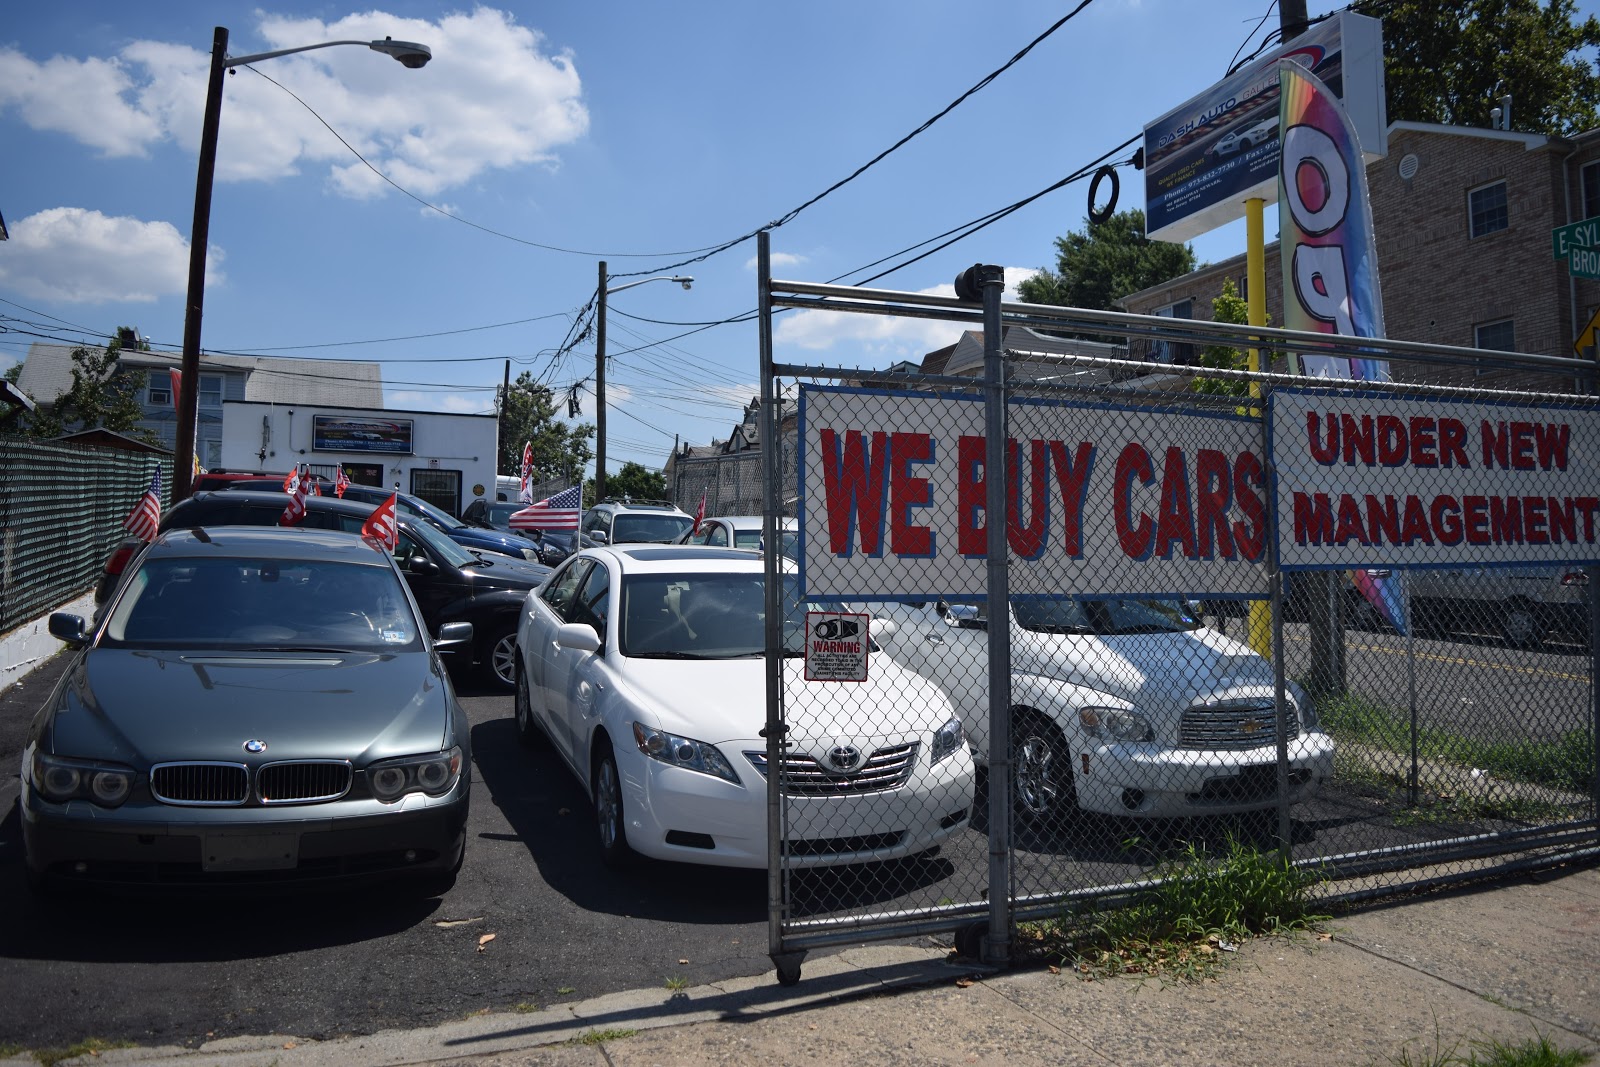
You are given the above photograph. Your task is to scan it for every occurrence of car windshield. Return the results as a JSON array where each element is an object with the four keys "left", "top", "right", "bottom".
[
  {"left": 405, "top": 518, "right": 479, "bottom": 568},
  {"left": 620, "top": 573, "right": 818, "bottom": 658},
  {"left": 102, "top": 556, "right": 420, "bottom": 652},
  {"left": 1012, "top": 597, "right": 1201, "bottom": 635},
  {"left": 613, "top": 513, "right": 695, "bottom": 544},
  {"left": 400, "top": 493, "right": 465, "bottom": 530},
  {"left": 488, "top": 502, "right": 525, "bottom": 526}
]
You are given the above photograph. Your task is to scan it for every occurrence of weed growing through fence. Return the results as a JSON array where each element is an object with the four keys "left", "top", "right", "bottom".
[
  {"left": 664, "top": 976, "right": 689, "bottom": 991},
  {"left": 1023, "top": 835, "right": 1325, "bottom": 981}
]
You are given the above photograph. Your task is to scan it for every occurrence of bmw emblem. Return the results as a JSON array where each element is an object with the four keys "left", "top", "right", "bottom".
[
  {"left": 826, "top": 745, "right": 862, "bottom": 772},
  {"left": 243, "top": 739, "right": 268, "bottom": 754}
]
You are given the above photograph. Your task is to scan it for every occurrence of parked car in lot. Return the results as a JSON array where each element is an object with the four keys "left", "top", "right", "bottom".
[
  {"left": 578, "top": 499, "right": 695, "bottom": 548},
  {"left": 1408, "top": 565, "right": 1592, "bottom": 646},
  {"left": 514, "top": 546, "right": 975, "bottom": 869},
  {"left": 462, "top": 497, "right": 573, "bottom": 566},
  {"left": 95, "top": 491, "right": 549, "bottom": 689},
  {"left": 673, "top": 514, "right": 799, "bottom": 559},
  {"left": 1212, "top": 116, "right": 1278, "bottom": 157},
  {"left": 862, "top": 597, "right": 1333, "bottom": 822},
  {"left": 24, "top": 526, "right": 472, "bottom": 894},
  {"left": 337, "top": 484, "right": 545, "bottom": 563}
]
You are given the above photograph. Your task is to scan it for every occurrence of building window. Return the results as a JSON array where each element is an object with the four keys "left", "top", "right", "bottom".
[
  {"left": 1583, "top": 161, "right": 1600, "bottom": 220},
  {"left": 1474, "top": 319, "right": 1515, "bottom": 374},
  {"left": 198, "top": 373, "right": 223, "bottom": 409},
  {"left": 1153, "top": 299, "right": 1195, "bottom": 365},
  {"left": 1468, "top": 180, "right": 1508, "bottom": 238},
  {"left": 147, "top": 372, "right": 172, "bottom": 407}
]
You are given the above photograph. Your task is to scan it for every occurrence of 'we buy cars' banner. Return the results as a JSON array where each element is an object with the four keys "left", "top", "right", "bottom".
[{"left": 797, "top": 385, "right": 1269, "bottom": 600}]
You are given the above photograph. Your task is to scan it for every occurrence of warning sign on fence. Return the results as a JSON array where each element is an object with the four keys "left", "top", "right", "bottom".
[{"left": 803, "top": 611, "right": 870, "bottom": 682}]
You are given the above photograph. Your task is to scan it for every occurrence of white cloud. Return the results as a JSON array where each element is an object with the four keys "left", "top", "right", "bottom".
[
  {"left": 0, "top": 8, "right": 589, "bottom": 197},
  {"left": 384, "top": 389, "right": 491, "bottom": 414},
  {"left": 773, "top": 267, "right": 1040, "bottom": 358},
  {"left": 0, "top": 207, "right": 219, "bottom": 303},
  {"left": 743, "top": 251, "right": 807, "bottom": 272}
]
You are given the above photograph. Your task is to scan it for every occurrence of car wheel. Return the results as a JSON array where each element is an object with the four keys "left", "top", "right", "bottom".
[
  {"left": 1011, "top": 711, "right": 1075, "bottom": 825},
  {"left": 513, "top": 660, "right": 546, "bottom": 749},
  {"left": 482, "top": 626, "right": 518, "bottom": 691},
  {"left": 1502, "top": 601, "right": 1544, "bottom": 647},
  {"left": 593, "top": 743, "right": 636, "bottom": 870}
]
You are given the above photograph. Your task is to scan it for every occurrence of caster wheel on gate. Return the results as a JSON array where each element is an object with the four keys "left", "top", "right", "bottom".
[
  {"left": 954, "top": 921, "right": 986, "bottom": 961},
  {"left": 775, "top": 961, "right": 802, "bottom": 987}
]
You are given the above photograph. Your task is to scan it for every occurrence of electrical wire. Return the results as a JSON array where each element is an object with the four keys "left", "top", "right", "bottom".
[{"left": 1227, "top": 1, "right": 1279, "bottom": 76}]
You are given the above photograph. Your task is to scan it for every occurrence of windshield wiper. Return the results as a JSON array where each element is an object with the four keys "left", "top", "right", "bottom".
[{"left": 628, "top": 650, "right": 707, "bottom": 659}]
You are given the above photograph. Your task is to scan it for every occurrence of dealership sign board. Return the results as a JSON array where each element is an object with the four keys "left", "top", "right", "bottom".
[
  {"left": 798, "top": 385, "right": 1268, "bottom": 600},
  {"left": 1270, "top": 389, "right": 1600, "bottom": 570},
  {"left": 312, "top": 414, "right": 414, "bottom": 454},
  {"left": 1142, "top": 9, "right": 1386, "bottom": 244}
]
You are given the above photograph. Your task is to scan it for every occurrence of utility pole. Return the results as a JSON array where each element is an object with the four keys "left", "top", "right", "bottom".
[
  {"left": 596, "top": 259, "right": 608, "bottom": 504},
  {"left": 1280, "top": 0, "right": 1309, "bottom": 44},
  {"left": 499, "top": 358, "right": 510, "bottom": 474}
]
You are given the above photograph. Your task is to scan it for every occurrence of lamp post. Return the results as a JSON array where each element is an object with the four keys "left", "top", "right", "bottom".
[
  {"left": 172, "top": 27, "right": 431, "bottom": 500},
  {"left": 593, "top": 261, "right": 693, "bottom": 503}
]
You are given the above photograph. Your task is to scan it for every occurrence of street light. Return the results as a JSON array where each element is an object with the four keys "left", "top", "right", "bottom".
[
  {"left": 172, "top": 27, "right": 431, "bottom": 500},
  {"left": 593, "top": 260, "right": 693, "bottom": 502}
]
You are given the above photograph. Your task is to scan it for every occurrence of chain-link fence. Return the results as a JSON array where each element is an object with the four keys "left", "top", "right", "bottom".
[
  {"left": 0, "top": 435, "right": 169, "bottom": 634},
  {"left": 756, "top": 246, "right": 1599, "bottom": 984}
]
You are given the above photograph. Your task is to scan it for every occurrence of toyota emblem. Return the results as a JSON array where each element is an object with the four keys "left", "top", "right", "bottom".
[
  {"left": 826, "top": 745, "right": 862, "bottom": 772},
  {"left": 243, "top": 739, "right": 268, "bottom": 754}
]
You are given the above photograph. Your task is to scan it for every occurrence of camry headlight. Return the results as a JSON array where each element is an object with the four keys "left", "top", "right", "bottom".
[
  {"left": 369, "top": 746, "right": 463, "bottom": 801},
  {"left": 31, "top": 751, "right": 135, "bottom": 807},
  {"left": 1078, "top": 706, "right": 1154, "bottom": 743},
  {"left": 632, "top": 722, "right": 740, "bottom": 785},
  {"left": 931, "top": 716, "right": 965, "bottom": 764}
]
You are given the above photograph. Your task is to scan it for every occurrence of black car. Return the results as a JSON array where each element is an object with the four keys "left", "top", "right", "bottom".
[
  {"left": 337, "top": 484, "right": 545, "bottom": 563},
  {"left": 96, "top": 491, "right": 550, "bottom": 690},
  {"left": 27, "top": 526, "right": 471, "bottom": 894},
  {"left": 462, "top": 498, "right": 574, "bottom": 566}
]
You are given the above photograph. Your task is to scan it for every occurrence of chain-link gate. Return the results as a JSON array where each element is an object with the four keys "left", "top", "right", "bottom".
[{"left": 756, "top": 235, "right": 1600, "bottom": 985}]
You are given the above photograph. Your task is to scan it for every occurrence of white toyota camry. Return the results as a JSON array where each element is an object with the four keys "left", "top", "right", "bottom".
[{"left": 514, "top": 546, "right": 975, "bottom": 869}]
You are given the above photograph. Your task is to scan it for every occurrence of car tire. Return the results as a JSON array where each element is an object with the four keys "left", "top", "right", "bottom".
[
  {"left": 513, "top": 660, "right": 546, "bottom": 749},
  {"left": 1502, "top": 600, "right": 1544, "bottom": 647},
  {"left": 1010, "top": 710, "right": 1076, "bottom": 827},
  {"left": 593, "top": 742, "right": 636, "bottom": 871},
  {"left": 482, "top": 626, "right": 518, "bottom": 691}
]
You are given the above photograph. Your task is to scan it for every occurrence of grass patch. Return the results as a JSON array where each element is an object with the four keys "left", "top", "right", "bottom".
[
  {"left": 564, "top": 1027, "right": 637, "bottom": 1046},
  {"left": 1318, "top": 693, "right": 1594, "bottom": 796},
  {"left": 510, "top": 1001, "right": 540, "bottom": 1013},
  {"left": 1022, "top": 835, "right": 1325, "bottom": 981},
  {"left": 555, "top": 986, "right": 576, "bottom": 996},
  {"left": 1389, "top": 1030, "right": 1591, "bottom": 1067},
  {"left": 27, "top": 1038, "right": 138, "bottom": 1067},
  {"left": 664, "top": 976, "right": 688, "bottom": 991}
]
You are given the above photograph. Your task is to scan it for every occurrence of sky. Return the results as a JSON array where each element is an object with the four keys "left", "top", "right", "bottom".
[{"left": 4, "top": 1, "right": 1599, "bottom": 480}]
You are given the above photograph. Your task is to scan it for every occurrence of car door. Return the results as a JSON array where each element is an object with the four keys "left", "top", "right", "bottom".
[
  {"left": 900, "top": 600, "right": 991, "bottom": 749},
  {"left": 552, "top": 561, "right": 611, "bottom": 768},
  {"left": 391, "top": 526, "right": 470, "bottom": 633},
  {"left": 525, "top": 558, "right": 592, "bottom": 765}
]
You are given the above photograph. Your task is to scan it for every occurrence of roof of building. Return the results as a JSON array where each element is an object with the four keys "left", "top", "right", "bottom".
[{"left": 17, "top": 342, "right": 384, "bottom": 408}]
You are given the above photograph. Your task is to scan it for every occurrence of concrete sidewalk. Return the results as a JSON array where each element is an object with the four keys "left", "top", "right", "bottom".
[{"left": 12, "top": 860, "right": 1597, "bottom": 1067}]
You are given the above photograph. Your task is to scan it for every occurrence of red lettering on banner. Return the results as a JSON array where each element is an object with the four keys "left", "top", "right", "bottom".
[
  {"left": 1536, "top": 423, "right": 1571, "bottom": 470},
  {"left": 1463, "top": 495, "right": 1489, "bottom": 545},
  {"left": 957, "top": 435, "right": 986, "bottom": 556},
  {"left": 1155, "top": 447, "right": 1197, "bottom": 559},
  {"left": 1483, "top": 420, "right": 1571, "bottom": 471},
  {"left": 1195, "top": 449, "right": 1234, "bottom": 559},
  {"left": 1049, "top": 440, "right": 1094, "bottom": 558},
  {"left": 1341, "top": 413, "right": 1375, "bottom": 465},
  {"left": 821, "top": 429, "right": 888, "bottom": 556},
  {"left": 1409, "top": 416, "right": 1438, "bottom": 467},
  {"left": 1233, "top": 452, "right": 1266, "bottom": 560},
  {"left": 1307, "top": 412, "right": 1338, "bottom": 464},
  {"left": 1431, "top": 495, "right": 1463, "bottom": 545},
  {"left": 1377, "top": 415, "right": 1406, "bottom": 465},
  {"left": 1439, "top": 418, "right": 1470, "bottom": 468},
  {"left": 1007, "top": 438, "right": 1048, "bottom": 559},
  {"left": 1334, "top": 494, "right": 1367, "bottom": 545},
  {"left": 1366, "top": 495, "right": 1399, "bottom": 545},
  {"left": 1114, "top": 443, "right": 1155, "bottom": 559},
  {"left": 888, "top": 432, "right": 934, "bottom": 556},
  {"left": 1400, "top": 495, "right": 1432, "bottom": 545}
]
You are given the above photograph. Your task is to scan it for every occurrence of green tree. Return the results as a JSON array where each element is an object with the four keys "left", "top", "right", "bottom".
[
  {"left": 1351, "top": 0, "right": 1600, "bottom": 136},
  {"left": 1017, "top": 208, "right": 1198, "bottom": 317},
  {"left": 586, "top": 461, "right": 666, "bottom": 507},
  {"left": 21, "top": 330, "right": 156, "bottom": 442},
  {"left": 3, "top": 362, "right": 19, "bottom": 384},
  {"left": 1191, "top": 278, "right": 1258, "bottom": 399},
  {"left": 497, "top": 371, "right": 593, "bottom": 486}
]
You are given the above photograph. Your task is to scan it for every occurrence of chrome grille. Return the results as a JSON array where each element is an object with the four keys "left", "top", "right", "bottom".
[
  {"left": 257, "top": 760, "right": 352, "bottom": 804},
  {"left": 1179, "top": 699, "right": 1295, "bottom": 750},
  {"left": 745, "top": 743, "right": 917, "bottom": 795},
  {"left": 151, "top": 762, "right": 249, "bottom": 806}
]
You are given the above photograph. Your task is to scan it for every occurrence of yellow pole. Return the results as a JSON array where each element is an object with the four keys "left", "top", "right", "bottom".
[{"left": 1245, "top": 197, "right": 1273, "bottom": 658}]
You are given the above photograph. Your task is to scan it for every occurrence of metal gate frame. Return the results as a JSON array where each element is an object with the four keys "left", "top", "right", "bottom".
[{"left": 755, "top": 231, "right": 1600, "bottom": 984}]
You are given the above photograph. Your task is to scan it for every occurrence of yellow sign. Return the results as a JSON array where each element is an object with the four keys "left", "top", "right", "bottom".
[{"left": 1576, "top": 307, "right": 1600, "bottom": 357}]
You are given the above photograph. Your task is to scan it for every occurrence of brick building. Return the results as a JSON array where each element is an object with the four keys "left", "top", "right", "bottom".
[{"left": 1120, "top": 121, "right": 1600, "bottom": 390}]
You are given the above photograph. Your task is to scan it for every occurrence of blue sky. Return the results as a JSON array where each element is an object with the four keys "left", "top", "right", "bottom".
[{"left": 4, "top": 1, "right": 1598, "bottom": 478}]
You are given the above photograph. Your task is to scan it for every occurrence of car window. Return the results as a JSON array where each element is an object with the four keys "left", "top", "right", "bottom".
[
  {"left": 582, "top": 510, "right": 609, "bottom": 535},
  {"left": 571, "top": 562, "right": 610, "bottom": 637},
  {"left": 704, "top": 525, "right": 728, "bottom": 548},
  {"left": 402, "top": 493, "right": 465, "bottom": 530},
  {"left": 612, "top": 514, "right": 694, "bottom": 544},
  {"left": 399, "top": 518, "right": 477, "bottom": 568},
  {"left": 103, "top": 556, "right": 419, "bottom": 651},
  {"left": 732, "top": 529, "right": 762, "bottom": 549},
  {"left": 541, "top": 558, "right": 592, "bottom": 620},
  {"left": 621, "top": 572, "right": 814, "bottom": 658}
]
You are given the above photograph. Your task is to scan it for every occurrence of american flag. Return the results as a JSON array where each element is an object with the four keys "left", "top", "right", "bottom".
[
  {"left": 362, "top": 493, "right": 400, "bottom": 551},
  {"left": 510, "top": 484, "right": 581, "bottom": 531},
  {"left": 123, "top": 467, "right": 162, "bottom": 543}
]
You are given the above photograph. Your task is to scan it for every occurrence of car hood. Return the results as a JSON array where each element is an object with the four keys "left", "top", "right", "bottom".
[
  {"left": 460, "top": 554, "right": 550, "bottom": 590},
  {"left": 46, "top": 649, "right": 454, "bottom": 766},
  {"left": 612, "top": 656, "right": 956, "bottom": 757},
  {"left": 451, "top": 527, "right": 539, "bottom": 554},
  {"left": 1013, "top": 624, "right": 1278, "bottom": 714}
]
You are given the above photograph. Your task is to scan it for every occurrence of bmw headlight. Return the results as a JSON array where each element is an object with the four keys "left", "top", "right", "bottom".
[
  {"left": 521, "top": 547, "right": 542, "bottom": 562},
  {"left": 369, "top": 746, "right": 463, "bottom": 801},
  {"left": 930, "top": 716, "right": 965, "bottom": 764},
  {"left": 31, "top": 751, "right": 135, "bottom": 807},
  {"left": 632, "top": 723, "right": 740, "bottom": 785},
  {"left": 1078, "top": 706, "right": 1154, "bottom": 743}
]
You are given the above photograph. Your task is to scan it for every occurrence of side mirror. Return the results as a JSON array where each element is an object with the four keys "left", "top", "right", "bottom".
[
  {"left": 871, "top": 617, "right": 898, "bottom": 641},
  {"left": 49, "top": 613, "right": 90, "bottom": 647},
  {"left": 589, "top": 530, "right": 609, "bottom": 545},
  {"left": 404, "top": 555, "right": 436, "bottom": 574},
  {"left": 555, "top": 621, "right": 601, "bottom": 654},
  {"left": 433, "top": 620, "right": 473, "bottom": 654}
]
